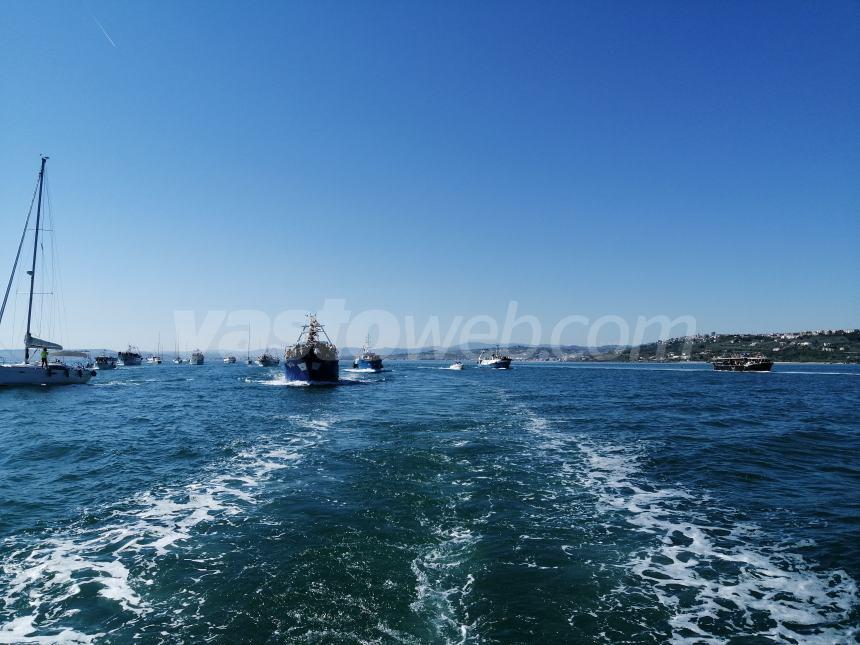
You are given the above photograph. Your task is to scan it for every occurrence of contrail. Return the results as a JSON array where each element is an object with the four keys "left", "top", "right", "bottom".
[{"left": 87, "top": 7, "right": 116, "bottom": 48}]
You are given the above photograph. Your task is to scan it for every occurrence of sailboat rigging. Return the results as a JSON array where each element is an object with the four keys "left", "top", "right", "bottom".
[{"left": 0, "top": 157, "right": 95, "bottom": 385}]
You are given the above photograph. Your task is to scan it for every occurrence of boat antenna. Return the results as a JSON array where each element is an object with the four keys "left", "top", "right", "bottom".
[{"left": 24, "top": 156, "right": 48, "bottom": 363}]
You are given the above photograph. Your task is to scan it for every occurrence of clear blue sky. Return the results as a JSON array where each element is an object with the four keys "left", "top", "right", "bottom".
[{"left": 1, "top": 1, "right": 858, "bottom": 349}]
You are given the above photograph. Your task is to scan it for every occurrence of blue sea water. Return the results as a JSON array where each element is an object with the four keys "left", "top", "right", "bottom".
[{"left": 0, "top": 361, "right": 858, "bottom": 643}]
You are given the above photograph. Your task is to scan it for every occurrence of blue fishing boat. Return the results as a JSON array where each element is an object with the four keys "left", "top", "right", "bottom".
[
  {"left": 352, "top": 335, "right": 383, "bottom": 372},
  {"left": 283, "top": 315, "right": 339, "bottom": 383}
]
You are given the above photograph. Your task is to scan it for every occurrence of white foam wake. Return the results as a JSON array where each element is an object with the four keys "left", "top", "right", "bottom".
[
  {"left": 410, "top": 525, "right": 479, "bottom": 644},
  {"left": 575, "top": 440, "right": 859, "bottom": 644},
  {"left": 0, "top": 426, "right": 323, "bottom": 643}
]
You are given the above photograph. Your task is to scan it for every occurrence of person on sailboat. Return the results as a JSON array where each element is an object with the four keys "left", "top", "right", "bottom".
[{"left": 40, "top": 347, "right": 48, "bottom": 368}]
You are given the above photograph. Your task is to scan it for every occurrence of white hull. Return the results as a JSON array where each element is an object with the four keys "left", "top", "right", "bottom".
[{"left": 0, "top": 364, "right": 95, "bottom": 386}]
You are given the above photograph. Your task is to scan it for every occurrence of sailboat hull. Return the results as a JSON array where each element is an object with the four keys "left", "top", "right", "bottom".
[{"left": 0, "top": 364, "right": 96, "bottom": 386}]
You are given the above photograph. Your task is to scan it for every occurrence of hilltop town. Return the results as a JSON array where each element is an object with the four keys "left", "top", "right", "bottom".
[
  {"left": 386, "top": 329, "right": 860, "bottom": 363},
  {"left": 612, "top": 328, "right": 860, "bottom": 363}
]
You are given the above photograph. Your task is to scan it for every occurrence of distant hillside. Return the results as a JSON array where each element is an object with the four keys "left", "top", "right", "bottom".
[
  {"left": 385, "top": 344, "right": 623, "bottom": 362},
  {"left": 385, "top": 329, "right": 860, "bottom": 364},
  {"left": 613, "top": 329, "right": 860, "bottom": 363}
]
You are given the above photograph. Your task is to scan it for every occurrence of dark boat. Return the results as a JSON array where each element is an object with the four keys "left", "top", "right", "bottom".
[
  {"left": 477, "top": 347, "right": 512, "bottom": 369},
  {"left": 284, "top": 315, "right": 339, "bottom": 383},
  {"left": 712, "top": 353, "right": 773, "bottom": 372},
  {"left": 256, "top": 351, "right": 280, "bottom": 367},
  {"left": 352, "top": 335, "right": 383, "bottom": 372},
  {"left": 95, "top": 355, "right": 117, "bottom": 370},
  {"left": 118, "top": 345, "right": 143, "bottom": 366}
]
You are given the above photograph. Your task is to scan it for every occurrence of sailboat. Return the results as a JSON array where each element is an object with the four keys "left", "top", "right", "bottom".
[
  {"left": 146, "top": 333, "right": 163, "bottom": 364},
  {"left": 173, "top": 338, "right": 184, "bottom": 364},
  {"left": 246, "top": 325, "right": 253, "bottom": 364},
  {"left": 0, "top": 157, "right": 96, "bottom": 385}
]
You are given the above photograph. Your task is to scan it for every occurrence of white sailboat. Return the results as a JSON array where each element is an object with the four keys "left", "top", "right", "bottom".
[
  {"left": 173, "top": 338, "right": 184, "bottom": 364},
  {"left": 246, "top": 325, "right": 253, "bottom": 364},
  {"left": 0, "top": 157, "right": 96, "bottom": 386},
  {"left": 146, "top": 333, "right": 163, "bottom": 364}
]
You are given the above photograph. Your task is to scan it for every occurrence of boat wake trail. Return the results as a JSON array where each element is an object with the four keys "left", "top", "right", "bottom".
[
  {"left": 0, "top": 427, "right": 323, "bottom": 643},
  {"left": 248, "top": 374, "right": 366, "bottom": 387},
  {"left": 410, "top": 522, "right": 479, "bottom": 645},
  {"left": 575, "top": 440, "right": 859, "bottom": 644}
]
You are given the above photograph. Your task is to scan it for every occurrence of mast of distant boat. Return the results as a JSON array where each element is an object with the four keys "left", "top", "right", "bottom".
[{"left": 24, "top": 156, "right": 47, "bottom": 364}]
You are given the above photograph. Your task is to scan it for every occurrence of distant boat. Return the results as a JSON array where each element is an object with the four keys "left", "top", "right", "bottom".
[
  {"left": 118, "top": 345, "right": 143, "bottom": 366},
  {"left": 146, "top": 334, "right": 163, "bottom": 364},
  {"left": 173, "top": 338, "right": 184, "bottom": 363},
  {"left": 0, "top": 157, "right": 96, "bottom": 386},
  {"left": 246, "top": 325, "right": 253, "bottom": 364},
  {"left": 256, "top": 351, "right": 280, "bottom": 367},
  {"left": 477, "top": 347, "right": 512, "bottom": 369},
  {"left": 449, "top": 361, "right": 464, "bottom": 370},
  {"left": 189, "top": 350, "right": 204, "bottom": 365},
  {"left": 223, "top": 355, "right": 237, "bottom": 364},
  {"left": 284, "top": 315, "right": 339, "bottom": 383},
  {"left": 95, "top": 355, "right": 117, "bottom": 370},
  {"left": 352, "top": 335, "right": 383, "bottom": 372},
  {"left": 712, "top": 353, "right": 773, "bottom": 372},
  {"left": 173, "top": 355, "right": 185, "bottom": 364}
]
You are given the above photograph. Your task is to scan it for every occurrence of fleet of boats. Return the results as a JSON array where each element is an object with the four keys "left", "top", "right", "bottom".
[{"left": 2, "top": 157, "right": 794, "bottom": 388}]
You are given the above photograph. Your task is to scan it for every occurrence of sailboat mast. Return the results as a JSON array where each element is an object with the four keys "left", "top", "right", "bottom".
[{"left": 24, "top": 156, "right": 48, "bottom": 363}]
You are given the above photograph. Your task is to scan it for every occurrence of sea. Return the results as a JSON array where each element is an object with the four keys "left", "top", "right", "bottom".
[{"left": 0, "top": 361, "right": 858, "bottom": 644}]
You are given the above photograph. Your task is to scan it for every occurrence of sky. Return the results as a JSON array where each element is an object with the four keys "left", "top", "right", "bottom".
[{"left": 1, "top": 1, "right": 858, "bottom": 350}]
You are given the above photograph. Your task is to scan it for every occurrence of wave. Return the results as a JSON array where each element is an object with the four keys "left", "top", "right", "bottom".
[
  {"left": 0, "top": 425, "right": 324, "bottom": 642},
  {"left": 410, "top": 524, "right": 479, "bottom": 644},
  {"left": 574, "top": 440, "right": 859, "bottom": 643}
]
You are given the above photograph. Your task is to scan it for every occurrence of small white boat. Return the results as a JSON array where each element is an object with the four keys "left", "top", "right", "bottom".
[
  {"left": 173, "top": 356, "right": 185, "bottom": 364},
  {"left": 223, "top": 355, "right": 237, "bottom": 364},
  {"left": 146, "top": 335, "right": 163, "bottom": 364},
  {"left": 449, "top": 361, "right": 464, "bottom": 370}
]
